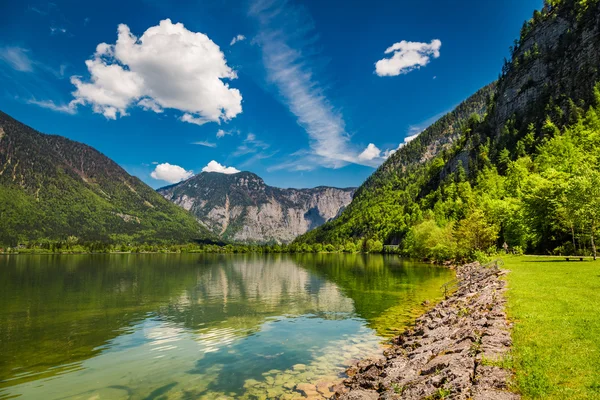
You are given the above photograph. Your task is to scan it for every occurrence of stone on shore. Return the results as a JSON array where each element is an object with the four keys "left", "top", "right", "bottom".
[{"left": 332, "top": 261, "right": 520, "bottom": 400}]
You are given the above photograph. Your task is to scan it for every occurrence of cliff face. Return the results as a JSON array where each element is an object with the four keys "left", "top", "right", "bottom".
[
  {"left": 493, "top": 1, "right": 600, "bottom": 133},
  {"left": 158, "top": 172, "right": 355, "bottom": 243}
]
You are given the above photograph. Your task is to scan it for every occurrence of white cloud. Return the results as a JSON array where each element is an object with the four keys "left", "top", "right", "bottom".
[
  {"left": 375, "top": 39, "right": 441, "bottom": 77},
  {"left": 180, "top": 113, "right": 208, "bottom": 126},
  {"left": 216, "top": 129, "right": 232, "bottom": 138},
  {"left": 28, "top": 6, "right": 47, "bottom": 15},
  {"left": 382, "top": 129, "right": 424, "bottom": 159},
  {"left": 150, "top": 163, "right": 194, "bottom": 183},
  {"left": 193, "top": 140, "right": 217, "bottom": 148},
  {"left": 50, "top": 26, "right": 67, "bottom": 35},
  {"left": 68, "top": 19, "right": 242, "bottom": 122},
  {"left": 202, "top": 160, "right": 240, "bottom": 174},
  {"left": 250, "top": 0, "right": 381, "bottom": 170},
  {"left": 0, "top": 46, "right": 34, "bottom": 72},
  {"left": 232, "top": 133, "right": 269, "bottom": 157},
  {"left": 404, "top": 132, "right": 420, "bottom": 143},
  {"left": 230, "top": 34, "right": 246, "bottom": 46},
  {"left": 137, "top": 98, "right": 163, "bottom": 113},
  {"left": 358, "top": 143, "right": 382, "bottom": 161},
  {"left": 27, "top": 99, "right": 77, "bottom": 114}
]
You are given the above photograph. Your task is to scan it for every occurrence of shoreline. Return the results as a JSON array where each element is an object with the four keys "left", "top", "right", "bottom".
[{"left": 331, "top": 261, "right": 518, "bottom": 400}]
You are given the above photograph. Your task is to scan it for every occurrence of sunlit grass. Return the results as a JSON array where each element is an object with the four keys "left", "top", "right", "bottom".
[{"left": 504, "top": 255, "right": 600, "bottom": 399}]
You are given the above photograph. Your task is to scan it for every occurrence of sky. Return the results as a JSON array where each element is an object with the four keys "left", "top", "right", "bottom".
[{"left": 0, "top": 0, "right": 542, "bottom": 189}]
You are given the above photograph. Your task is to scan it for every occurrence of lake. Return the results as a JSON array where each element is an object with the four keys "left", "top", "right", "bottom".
[{"left": 0, "top": 254, "right": 453, "bottom": 399}]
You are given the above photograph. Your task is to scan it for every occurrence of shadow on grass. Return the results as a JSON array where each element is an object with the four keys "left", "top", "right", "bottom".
[{"left": 522, "top": 260, "right": 579, "bottom": 263}]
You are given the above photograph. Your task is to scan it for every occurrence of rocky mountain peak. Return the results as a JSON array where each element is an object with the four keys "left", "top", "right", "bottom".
[{"left": 158, "top": 172, "right": 355, "bottom": 243}]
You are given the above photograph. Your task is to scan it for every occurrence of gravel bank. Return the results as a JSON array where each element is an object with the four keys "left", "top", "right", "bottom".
[{"left": 331, "top": 261, "right": 518, "bottom": 400}]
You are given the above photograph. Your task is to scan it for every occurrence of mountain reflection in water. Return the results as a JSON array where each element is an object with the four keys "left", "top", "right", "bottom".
[{"left": 0, "top": 253, "right": 452, "bottom": 399}]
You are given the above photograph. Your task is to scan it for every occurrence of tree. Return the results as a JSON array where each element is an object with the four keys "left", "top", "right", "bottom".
[
  {"left": 456, "top": 208, "right": 499, "bottom": 256},
  {"left": 568, "top": 169, "right": 600, "bottom": 260}
]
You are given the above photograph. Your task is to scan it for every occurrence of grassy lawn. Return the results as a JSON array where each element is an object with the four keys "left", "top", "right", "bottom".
[{"left": 503, "top": 255, "right": 600, "bottom": 399}]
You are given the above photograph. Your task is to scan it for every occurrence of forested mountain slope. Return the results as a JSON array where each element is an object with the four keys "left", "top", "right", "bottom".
[
  {"left": 158, "top": 171, "right": 355, "bottom": 243},
  {"left": 0, "top": 111, "right": 212, "bottom": 246},
  {"left": 296, "top": 0, "right": 600, "bottom": 259}
]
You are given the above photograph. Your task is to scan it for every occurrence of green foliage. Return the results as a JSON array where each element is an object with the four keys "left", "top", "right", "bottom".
[
  {"left": 295, "top": 0, "right": 600, "bottom": 262},
  {"left": 0, "top": 111, "right": 213, "bottom": 246},
  {"left": 455, "top": 208, "right": 499, "bottom": 258},
  {"left": 403, "top": 220, "right": 457, "bottom": 263}
]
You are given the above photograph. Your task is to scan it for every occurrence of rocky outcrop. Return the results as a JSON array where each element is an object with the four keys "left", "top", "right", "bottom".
[
  {"left": 493, "top": 2, "right": 600, "bottom": 135},
  {"left": 158, "top": 172, "right": 355, "bottom": 243},
  {"left": 333, "top": 262, "right": 517, "bottom": 400}
]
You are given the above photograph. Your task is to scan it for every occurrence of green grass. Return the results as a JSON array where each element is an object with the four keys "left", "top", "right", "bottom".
[{"left": 504, "top": 255, "right": 600, "bottom": 399}]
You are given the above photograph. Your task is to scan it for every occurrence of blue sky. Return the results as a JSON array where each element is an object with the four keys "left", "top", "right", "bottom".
[{"left": 0, "top": 0, "right": 542, "bottom": 189}]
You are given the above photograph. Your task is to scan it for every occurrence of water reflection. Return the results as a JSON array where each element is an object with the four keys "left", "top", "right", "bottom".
[{"left": 0, "top": 254, "right": 452, "bottom": 399}]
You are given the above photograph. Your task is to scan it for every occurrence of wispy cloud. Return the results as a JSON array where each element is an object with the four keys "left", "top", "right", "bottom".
[
  {"left": 249, "top": 0, "right": 383, "bottom": 170},
  {"left": 406, "top": 109, "right": 449, "bottom": 137},
  {"left": 28, "top": 6, "right": 47, "bottom": 15},
  {"left": 0, "top": 45, "right": 68, "bottom": 79},
  {"left": 381, "top": 109, "right": 451, "bottom": 158},
  {"left": 50, "top": 26, "right": 67, "bottom": 35},
  {"left": 192, "top": 140, "right": 217, "bottom": 148},
  {"left": 27, "top": 99, "right": 77, "bottom": 114},
  {"left": 216, "top": 128, "right": 236, "bottom": 138},
  {"left": 232, "top": 133, "right": 269, "bottom": 157},
  {"left": 0, "top": 46, "right": 34, "bottom": 72},
  {"left": 239, "top": 150, "right": 278, "bottom": 168}
]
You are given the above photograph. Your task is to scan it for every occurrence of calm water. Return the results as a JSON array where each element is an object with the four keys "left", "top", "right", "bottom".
[{"left": 0, "top": 254, "right": 452, "bottom": 399}]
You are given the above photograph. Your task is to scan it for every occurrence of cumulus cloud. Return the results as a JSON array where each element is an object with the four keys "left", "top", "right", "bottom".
[
  {"left": 150, "top": 162, "right": 194, "bottom": 183},
  {"left": 202, "top": 160, "right": 240, "bottom": 174},
  {"left": 230, "top": 34, "right": 246, "bottom": 46},
  {"left": 375, "top": 39, "right": 441, "bottom": 77},
  {"left": 358, "top": 143, "right": 382, "bottom": 161},
  {"left": 67, "top": 19, "right": 242, "bottom": 123}
]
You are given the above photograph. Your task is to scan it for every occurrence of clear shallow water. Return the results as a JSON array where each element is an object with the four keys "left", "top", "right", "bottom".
[{"left": 0, "top": 254, "right": 453, "bottom": 399}]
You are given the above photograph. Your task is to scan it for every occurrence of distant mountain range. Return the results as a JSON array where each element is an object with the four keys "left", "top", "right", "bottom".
[
  {"left": 0, "top": 111, "right": 213, "bottom": 245},
  {"left": 158, "top": 172, "right": 355, "bottom": 243}
]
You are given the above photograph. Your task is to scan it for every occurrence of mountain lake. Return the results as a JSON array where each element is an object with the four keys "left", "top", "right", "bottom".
[{"left": 0, "top": 254, "right": 453, "bottom": 399}]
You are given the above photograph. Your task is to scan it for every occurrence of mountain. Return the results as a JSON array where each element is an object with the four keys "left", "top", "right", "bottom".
[
  {"left": 295, "top": 83, "right": 496, "bottom": 245},
  {"left": 0, "top": 111, "right": 213, "bottom": 246},
  {"left": 296, "top": 0, "right": 600, "bottom": 258},
  {"left": 157, "top": 171, "right": 355, "bottom": 243}
]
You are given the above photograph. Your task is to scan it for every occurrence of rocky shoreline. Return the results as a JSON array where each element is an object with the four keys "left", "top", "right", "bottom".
[{"left": 331, "top": 261, "right": 518, "bottom": 400}]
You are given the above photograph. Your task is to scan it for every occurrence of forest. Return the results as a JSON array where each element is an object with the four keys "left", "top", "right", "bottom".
[{"left": 295, "top": 0, "right": 600, "bottom": 262}]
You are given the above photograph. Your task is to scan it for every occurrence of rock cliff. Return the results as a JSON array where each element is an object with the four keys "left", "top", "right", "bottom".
[{"left": 158, "top": 172, "right": 355, "bottom": 243}]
